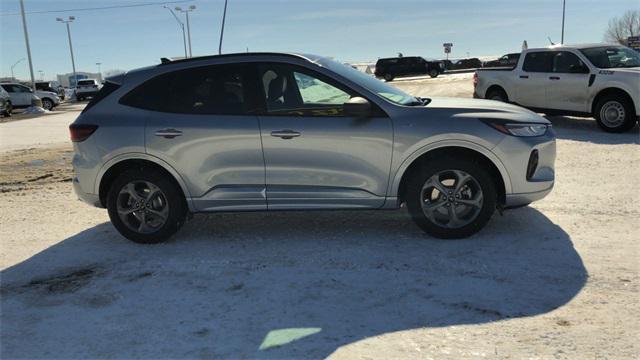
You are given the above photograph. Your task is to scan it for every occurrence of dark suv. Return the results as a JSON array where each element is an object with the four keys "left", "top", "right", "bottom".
[{"left": 374, "top": 56, "right": 444, "bottom": 81}]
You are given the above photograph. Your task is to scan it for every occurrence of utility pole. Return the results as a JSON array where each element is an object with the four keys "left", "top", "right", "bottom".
[
  {"left": 96, "top": 62, "right": 102, "bottom": 81},
  {"left": 19, "top": 0, "right": 36, "bottom": 90},
  {"left": 561, "top": 0, "right": 566, "bottom": 44},
  {"left": 176, "top": 5, "right": 196, "bottom": 57},
  {"left": 219, "top": 0, "right": 228, "bottom": 54},
  {"left": 163, "top": 6, "right": 188, "bottom": 58},
  {"left": 57, "top": 16, "right": 77, "bottom": 88}
]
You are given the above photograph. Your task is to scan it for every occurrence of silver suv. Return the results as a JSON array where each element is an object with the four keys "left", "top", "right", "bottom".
[{"left": 71, "top": 53, "right": 556, "bottom": 243}]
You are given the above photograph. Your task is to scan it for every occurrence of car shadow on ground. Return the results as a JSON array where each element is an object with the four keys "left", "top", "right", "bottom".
[
  {"left": 546, "top": 115, "right": 639, "bottom": 145},
  {"left": 1, "top": 207, "right": 586, "bottom": 358}
]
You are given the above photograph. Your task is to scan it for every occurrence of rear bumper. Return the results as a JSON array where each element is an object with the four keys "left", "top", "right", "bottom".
[{"left": 73, "top": 177, "right": 103, "bottom": 208}]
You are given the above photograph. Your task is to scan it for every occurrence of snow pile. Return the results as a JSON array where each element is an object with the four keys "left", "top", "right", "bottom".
[{"left": 20, "top": 106, "right": 47, "bottom": 114}]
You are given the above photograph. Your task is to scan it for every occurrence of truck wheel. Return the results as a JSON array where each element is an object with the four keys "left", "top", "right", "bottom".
[
  {"left": 405, "top": 156, "right": 497, "bottom": 239},
  {"left": 384, "top": 74, "right": 394, "bottom": 82},
  {"left": 594, "top": 96, "right": 637, "bottom": 133},
  {"left": 486, "top": 88, "right": 508, "bottom": 102},
  {"left": 429, "top": 69, "right": 439, "bottom": 78},
  {"left": 107, "top": 168, "right": 187, "bottom": 244}
]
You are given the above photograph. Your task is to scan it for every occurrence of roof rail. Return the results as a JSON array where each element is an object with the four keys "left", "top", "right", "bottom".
[{"left": 157, "top": 52, "right": 309, "bottom": 66}]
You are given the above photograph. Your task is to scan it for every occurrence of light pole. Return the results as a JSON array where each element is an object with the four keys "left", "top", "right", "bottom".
[
  {"left": 163, "top": 6, "right": 188, "bottom": 58},
  {"left": 219, "top": 0, "right": 228, "bottom": 55},
  {"left": 19, "top": 0, "right": 36, "bottom": 90},
  {"left": 56, "top": 16, "right": 77, "bottom": 88},
  {"left": 176, "top": 5, "right": 196, "bottom": 57},
  {"left": 10, "top": 58, "right": 25, "bottom": 80},
  {"left": 561, "top": 0, "right": 566, "bottom": 44},
  {"left": 96, "top": 62, "right": 102, "bottom": 81}
]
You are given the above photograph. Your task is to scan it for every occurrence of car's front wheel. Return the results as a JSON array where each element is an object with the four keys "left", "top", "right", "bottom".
[
  {"left": 594, "top": 96, "right": 637, "bottom": 133},
  {"left": 384, "top": 73, "right": 394, "bottom": 82},
  {"left": 406, "top": 157, "right": 497, "bottom": 239},
  {"left": 41, "top": 98, "right": 54, "bottom": 111},
  {"left": 2, "top": 101, "right": 11, "bottom": 117},
  {"left": 107, "top": 168, "right": 187, "bottom": 244},
  {"left": 429, "top": 68, "right": 439, "bottom": 78}
]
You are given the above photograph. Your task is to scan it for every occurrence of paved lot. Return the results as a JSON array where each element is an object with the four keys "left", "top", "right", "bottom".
[{"left": 0, "top": 78, "right": 639, "bottom": 359}]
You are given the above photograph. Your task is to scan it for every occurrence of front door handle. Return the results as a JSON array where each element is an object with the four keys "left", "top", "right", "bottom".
[
  {"left": 155, "top": 129, "right": 183, "bottom": 139},
  {"left": 519, "top": 75, "right": 529, "bottom": 79},
  {"left": 271, "top": 130, "right": 301, "bottom": 139},
  {"left": 549, "top": 76, "right": 560, "bottom": 80}
]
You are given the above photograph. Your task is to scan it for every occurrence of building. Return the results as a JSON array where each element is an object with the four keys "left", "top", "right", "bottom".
[{"left": 56, "top": 71, "right": 102, "bottom": 88}]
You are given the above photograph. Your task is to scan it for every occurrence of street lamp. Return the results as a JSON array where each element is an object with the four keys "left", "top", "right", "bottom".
[
  {"left": 561, "top": 0, "right": 566, "bottom": 44},
  {"left": 56, "top": 16, "right": 77, "bottom": 88},
  {"left": 219, "top": 0, "right": 228, "bottom": 55},
  {"left": 96, "top": 62, "right": 102, "bottom": 81},
  {"left": 175, "top": 5, "right": 196, "bottom": 57},
  {"left": 10, "top": 58, "right": 25, "bottom": 80},
  {"left": 163, "top": 6, "right": 188, "bottom": 58}
]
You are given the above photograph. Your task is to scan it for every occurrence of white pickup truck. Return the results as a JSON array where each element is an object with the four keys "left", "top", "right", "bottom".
[{"left": 474, "top": 44, "right": 639, "bottom": 132}]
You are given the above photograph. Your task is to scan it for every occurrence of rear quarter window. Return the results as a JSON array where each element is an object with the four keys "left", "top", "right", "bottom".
[{"left": 523, "top": 52, "right": 554, "bottom": 72}]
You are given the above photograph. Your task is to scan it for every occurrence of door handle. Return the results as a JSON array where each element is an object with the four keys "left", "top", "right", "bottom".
[
  {"left": 154, "top": 129, "right": 183, "bottom": 138},
  {"left": 549, "top": 76, "right": 560, "bottom": 80},
  {"left": 519, "top": 75, "right": 529, "bottom": 79},
  {"left": 271, "top": 130, "right": 301, "bottom": 139}
]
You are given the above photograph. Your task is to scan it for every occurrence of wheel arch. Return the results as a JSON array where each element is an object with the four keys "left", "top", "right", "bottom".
[
  {"left": 485, "top": 84, "right": 508, "bottom": 100},
  {"left": 591, "top": 87, "right": 636, "bottom": 116},
  {"left": 393, "top": 143, "right": 510, "bottom": 207},
  {"left": 96, "top": 154, "right": 192, "bottom": 210}
]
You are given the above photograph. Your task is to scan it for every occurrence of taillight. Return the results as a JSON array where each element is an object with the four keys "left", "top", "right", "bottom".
[
  {"left": 473, "top": 72, "right": 478, "bottom": 87},
  {"left": 69, "top": 124, "right": 98, "bottom": 142}
]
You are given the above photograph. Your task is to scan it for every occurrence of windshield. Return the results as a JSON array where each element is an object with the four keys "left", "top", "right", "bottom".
[
  {"left": 579, "top": 46, "right": 640, "bottom": 69},
  {"left": 317, "top": 57, "right": 420, "bottom": 106}
]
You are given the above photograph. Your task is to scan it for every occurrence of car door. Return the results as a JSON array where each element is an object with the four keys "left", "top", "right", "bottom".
[
  {"left": 513, "top": 51, "right": 553, "bottom": 108},
  {"left": 255, "top": 62, "right": 393, "bottom": 209},
  {"left": 136, "top": 63, "right": 266, "bottom": 212},
  {"left": 546, "top": 51, "right": 591, "bottom": 112},
  {"left": 2, "top": 85, "right": 30, "bottom": 106}
]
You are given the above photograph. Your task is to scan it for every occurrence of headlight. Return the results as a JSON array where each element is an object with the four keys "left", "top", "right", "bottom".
[{"left": 484, "top": 121, "right": 550, "bottom": 137}]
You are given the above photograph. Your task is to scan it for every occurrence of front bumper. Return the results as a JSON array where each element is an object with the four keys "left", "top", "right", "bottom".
[{"left": 504, "top": 185, "right": 554, "bottom": 208}]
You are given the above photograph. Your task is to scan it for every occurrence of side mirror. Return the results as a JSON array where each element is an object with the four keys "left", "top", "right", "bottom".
[{"left": 343, "top": 97, "right": 371, "bottom": 118}]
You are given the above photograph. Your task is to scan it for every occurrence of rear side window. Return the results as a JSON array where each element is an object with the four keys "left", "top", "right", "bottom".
[
  {"left": 552, "top": 52, "right": 587, "bottom": 73},
  {"left": 120, "top": 64, "right": 248, "bottom": 115},
  {"left": 82, "top": 81, "right": 120, "bottom": 113},
  {"left": 523, "top": 52, "right": 553, "bottom": 72}
]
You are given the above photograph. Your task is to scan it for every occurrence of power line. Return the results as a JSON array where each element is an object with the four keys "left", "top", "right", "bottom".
[{"left": 0, "top": 1, "right": 193, "bottom": 17}]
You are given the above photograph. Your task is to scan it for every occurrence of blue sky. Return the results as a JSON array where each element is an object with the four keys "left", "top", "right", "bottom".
[{"left": 1, "top": 0, "right": 637, "bottom": 80}]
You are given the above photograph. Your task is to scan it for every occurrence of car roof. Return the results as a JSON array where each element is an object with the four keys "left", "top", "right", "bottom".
[
  {"left": 158, "top": 52, "right": 319, "bottom": 66},
  {"left": 527, "top": 43, "right": 623, "bottom": 51}
]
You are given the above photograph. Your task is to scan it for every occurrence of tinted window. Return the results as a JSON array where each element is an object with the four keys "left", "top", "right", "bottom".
[
  {"left": 259, "top": 63, "right": 354, "bottom": 116},
  {"left": 523, "top": 52, "right": 553, "bottom": 72},
  {"left": 121, "top": 64, "right": 249, "bottom": 115},
  {"left": 78, "top": 80, "right": 96, "bottom": 86},
  {"left": 579, "top": 46, "right": 640, "bottom": 69},
  {"left": 553, "top": 52, "right": 587, "bottom": 73},
  {"left": 83, "top": 81, "right": 120, "bottom": 113}
]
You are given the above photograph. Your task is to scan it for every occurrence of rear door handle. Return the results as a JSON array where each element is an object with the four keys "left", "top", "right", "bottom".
[
  {"left": 271, "top": 130, "right": 301, "bottom": 139},
  {"left": 549, "top": 76, "right": 560, "bottom": 80},
  {"left": 154, "top": 129, "right": 183, "bottom": 138}
]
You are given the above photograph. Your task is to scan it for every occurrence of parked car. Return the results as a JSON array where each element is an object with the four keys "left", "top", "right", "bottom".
[
  {"left": 374, "top": 56, "right": 445, "bottom": 81},
  {"left": 0, "top": 86, "right": 11, "bottom": 117},
  {"left": 36, "top": 81, "right": 65, "bottom": 100},
  {"left": 443, "top": 58, "right": 483, "bottom": 71},
  {"left": 0, "top": 83, "right": 60, "bottom": 110},
  {"left": 484, "top": 53, "right": 521, "bottom": 68},
  {"left": 474, "top": 44, "right": 639, "bottom": 132},
  {"left": 75, "top": 79, "right": 102, "bottom": 101},
  {"left": 70, "top": 52, "right": 555, "bottom": 243}
]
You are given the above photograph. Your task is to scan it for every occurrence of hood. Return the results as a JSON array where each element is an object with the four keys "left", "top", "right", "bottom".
[
  {"left": 607, "top": 67, "right": 640, "bottom": 74},
  {"left": 426, "top": 97, "right": 549, "bottom": 124}
]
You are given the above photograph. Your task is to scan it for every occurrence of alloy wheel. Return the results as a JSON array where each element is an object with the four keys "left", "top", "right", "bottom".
[
  {"left": 116, "top": 180, "right": 169, "bottom": 234},
  {"left": 420, "top": 169, "right": 484, "bottom": 229}
]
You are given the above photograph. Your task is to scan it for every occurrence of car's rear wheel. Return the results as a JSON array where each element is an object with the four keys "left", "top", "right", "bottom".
[
  {"left": 107, "top": 168, "right": 187, "bottom": 244},
  {"left": 406, "top": 157, "right": 497, "bottom": 239},
  {"left": 384, "top": 73, "right": 394, "bottom": 82},
  {"left": 594, "top": 96, "right": 636, "bottom": 133},
  {"left": 41, "top": 98, "right": 54, "bottom": 111},
  {"left": 429, "top": 69, "right": 439, "bottom": 78},
  {"left": 486, "top": 88, "right": 508, "bottom": 102}
]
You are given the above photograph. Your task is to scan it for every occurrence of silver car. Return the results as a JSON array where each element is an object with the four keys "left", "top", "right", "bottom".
[{"left": 70, "top": 53, "right": 555, "bottom": 243}]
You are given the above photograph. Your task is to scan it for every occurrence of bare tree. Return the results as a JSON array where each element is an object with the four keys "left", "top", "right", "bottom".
[{"left": 605, "top": 10, "right": 640, "bottom": 45}]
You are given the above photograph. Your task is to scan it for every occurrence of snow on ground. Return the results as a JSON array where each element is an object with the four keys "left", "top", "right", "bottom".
[{"left": 0, "top": 77, "right": 639, "bottom": 359}]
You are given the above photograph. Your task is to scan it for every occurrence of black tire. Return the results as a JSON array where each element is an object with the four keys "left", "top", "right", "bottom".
[
  {"left": 41, "top": 98, "right": 54, "bottom": 111},
  {"left": 384, "top": 73, "right": 394, "bottom": 82},
  {"left": 429, "top": 69, "right": 439, "bottom": 78},
  {"left": 593, "top": 95, "right": 637, "bottom": 133},
  {"left": 107, "top": 168, "right": 187, "bottom": 244},
  {"left": 405, "top": 156, "right": 497, "bottom": 239},
  {"left": 77, "top": 96, "right": 84, "bottom": 102},
  {"left": 486, "top": 88, "right": 508, "bottom": 102},
  {"left": 2, "top": 101, "right": 11, "bottom": 117}
]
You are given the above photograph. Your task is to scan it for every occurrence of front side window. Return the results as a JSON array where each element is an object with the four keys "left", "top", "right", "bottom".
[
  {"left": 523, "top": 52, "right": 554, "bottom": 72},
  {"left": 121, "top": 64, "right": 248, "bottom": 115},
  {"left": 553, "top": 52, "right": 588, "bottom": 73},
  {"left": 259, "top": 63, "right": 354, "bottom": 116},
  {"left": 579, "top": 46, "right": 640, "bottom": 69}
]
